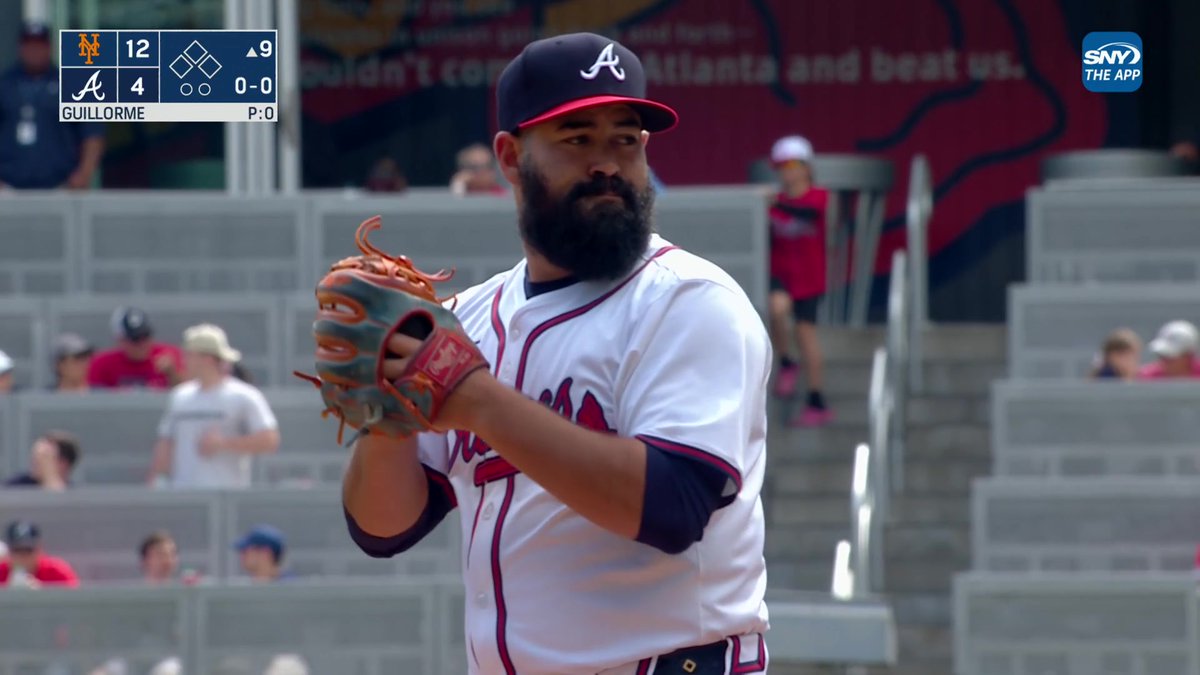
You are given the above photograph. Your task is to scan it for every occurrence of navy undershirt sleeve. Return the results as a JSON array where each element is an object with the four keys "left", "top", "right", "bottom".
[
  {"left": 636, "top": 442, "right": 735, "bottom": 555},
  {"left": 344, "top": 466, "right": 455, "bottom": 558}
]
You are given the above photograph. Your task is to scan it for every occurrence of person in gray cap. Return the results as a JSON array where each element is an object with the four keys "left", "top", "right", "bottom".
[{"left": 51, "top": 333, "right": 93, "bottom": 392}]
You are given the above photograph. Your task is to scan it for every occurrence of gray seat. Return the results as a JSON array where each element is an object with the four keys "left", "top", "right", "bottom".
[
  {"left": 1027, "top": 180, "right": 1200, "bottom": 283},
  {"left": 46, "top": 294, "right": 282, "bottom": 386},
  {"left": 954, "top": 572, "right": 1199, "bottom": 675},
  {"left": 0, "top": 297, "right": 46, "bottom": 390},
  {"left": 1040, "top": 149, "right": 1189, "bottom": 182},
  {"left": 0, "top": 195, "right": 77, "bottom": 295},
  {"left": 1007, "top": 283, "right": 1200, "bottom": 379},
  {"left": 971, "top": 477, "right": 1200, "bottom": 572},
  {"left": 0, "top": 585, "right": 187, "bottom": 675},
  {"left": 0, "top": 488, "right": 222, "bottom": 582},
  {"left": 78, "top": 194, "right": 309, "bottom": 294},
  {"left": 220, "top": 487, "right": 461, "bottom": 580},
  {"left": 992, "top": 380, "right": 1200, "bottom": 476},
  {"left": 13, "top": 391, "right": 168, "bottom": 486},
  {"left": 194, "top": 580, "right": 447, "bottom": 675}
]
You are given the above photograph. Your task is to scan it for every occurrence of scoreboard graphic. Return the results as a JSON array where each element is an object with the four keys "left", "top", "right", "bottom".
[{"left": 59, "top": 30, "right": 277, "bottom": 123}]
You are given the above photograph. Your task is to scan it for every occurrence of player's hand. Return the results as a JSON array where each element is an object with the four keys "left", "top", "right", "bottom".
[
  {"left": 198, "top": 429, "right": 224, "bottom": 457},
  {"left": 383, "top": 333, "right": 491, "bottom": 431}
]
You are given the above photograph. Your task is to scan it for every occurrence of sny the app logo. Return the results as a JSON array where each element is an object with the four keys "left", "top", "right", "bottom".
[
  {"left": 77, "top": 33, "right": 100, "bottom": 66},
  {"left": 1082, "top": 32, "right": 1142, "bottom": 93}
]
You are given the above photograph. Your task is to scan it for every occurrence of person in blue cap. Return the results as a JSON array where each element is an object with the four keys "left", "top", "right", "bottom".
[
  {"left": 0, "top": 21, "right": 105, "bottom": 190},
  {"left": 233, "top": 524, "right": 291, "bottom": 583}
]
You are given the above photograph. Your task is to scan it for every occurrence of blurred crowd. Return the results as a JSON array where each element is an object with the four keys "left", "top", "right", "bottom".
[{"left": 1090, "top": 319, "right": 1200, "bottom": 381}]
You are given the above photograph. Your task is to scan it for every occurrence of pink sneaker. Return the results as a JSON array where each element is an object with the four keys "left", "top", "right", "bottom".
[
  {"left": 788, "top": 406, "right": 834, "bottom": 428},
  {"left": 773, "top": 365, "right": 800, "bottom": 398}
]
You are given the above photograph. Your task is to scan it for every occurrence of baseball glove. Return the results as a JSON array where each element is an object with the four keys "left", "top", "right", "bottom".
[{"left": 294, "top": 215, "right": 489, "bottom": 445}]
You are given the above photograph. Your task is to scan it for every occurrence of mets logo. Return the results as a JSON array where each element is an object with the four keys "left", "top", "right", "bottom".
[{"left": 77, "top": 33, "right": 100, "bottom": 65}]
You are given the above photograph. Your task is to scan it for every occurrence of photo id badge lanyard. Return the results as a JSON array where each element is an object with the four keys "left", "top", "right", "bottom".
[{"left": 16, "top": 105, "right": 37, "bottom": 146}]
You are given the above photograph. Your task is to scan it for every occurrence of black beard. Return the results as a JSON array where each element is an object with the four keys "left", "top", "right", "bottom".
[{"left": 517, "top": 160, "right": 655, "bottom": 281}]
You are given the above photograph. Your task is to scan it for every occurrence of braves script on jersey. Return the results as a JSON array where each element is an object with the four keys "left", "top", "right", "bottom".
[{"left": 415, "top": 234, "right": 771, "bottom": 674}]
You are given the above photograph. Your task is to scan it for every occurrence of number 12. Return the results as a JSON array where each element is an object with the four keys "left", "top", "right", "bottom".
[{"left": 126, "top": 39, "right": 149, "bottom": 59}]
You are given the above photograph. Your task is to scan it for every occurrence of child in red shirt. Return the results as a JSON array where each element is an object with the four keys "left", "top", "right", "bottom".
[{"left": 768, "top": 135, "right": 832, "bottom": 427}]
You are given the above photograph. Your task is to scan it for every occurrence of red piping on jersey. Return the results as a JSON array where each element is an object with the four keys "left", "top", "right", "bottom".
[
  {"left": 486, "top": 246, "right": 677, "bottom": 675},
  {"left": 635, "top": 657, "right": 652, "bottom": 674},
  {"left": 465, "top": 287, "right": 510, "bottom": 586},
  {"left": 636, "top": 433, "right": 744, "bottom": 490},
  {"left": 731, "top": 634, "right": 767, "bottom": 673},
  {"left": 474, "top": 456, "right": 519, "bottom": 486},
  {"left": 514, "top": 246, "right": 678, "bottom": 389},
  {"left": 492, "top": 475, "right": 518, "bottom": 674}
]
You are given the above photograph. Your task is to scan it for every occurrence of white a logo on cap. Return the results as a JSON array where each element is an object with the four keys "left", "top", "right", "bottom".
[{"left": 580, "top": 43, "right": 626, "bottom": 81}]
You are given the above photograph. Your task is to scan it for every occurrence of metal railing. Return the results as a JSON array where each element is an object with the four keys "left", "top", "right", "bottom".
[
  {"left": 905, "top": 154, "right": 932, "bottom": 394},
  {"left": 832, "top": 287, "right": 902, "bottom": 599}
]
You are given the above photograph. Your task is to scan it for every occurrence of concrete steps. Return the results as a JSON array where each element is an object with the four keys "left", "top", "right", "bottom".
[{"left": 767, "top": 324, "right": 1003, "bottom": 675}]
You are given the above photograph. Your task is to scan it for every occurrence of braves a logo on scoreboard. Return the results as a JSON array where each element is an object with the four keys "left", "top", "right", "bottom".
[{"left": 58, "top": 29, "right": 278, "bottom": 123}]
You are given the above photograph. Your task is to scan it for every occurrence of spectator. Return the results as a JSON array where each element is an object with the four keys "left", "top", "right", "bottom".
[
  {"left": 0, "top": 349, "right": 13, "bottom": 393},
  {"left": 450, "top": 142, "right": 506, "bottom": 196},
  {"left": 1091, "top": 328, "right": 1142, "bottom": 380},
  {"left": 767, "top": 135, "right": 833, "bottom": 427},
  {"left": 234, "top": 525, "right": 292, "bottom": 583},
  {"left": 1137, "top": 320, "right": 1200, "bottom": 379},
  {"left": 0, "top": 520, "right": 79, "bottom": 588},
  {"left": 149, "top": 324, "right": 279, "bottom": 489},
  {"left": 88, "top": 306, "right": 185, "bottom": 389},
  {"left": 364, "top": 156, "right": 408, "bottom": 192},
  {"left": 5, "top": 430, "right": 80, "bottom": 489},
  {"left": 139, "top": 530, "right": 180, "bottom": 584},
  {"left": 0, "top": 21, "right": 105, "bottom": 190},
  {"left": 52, "top": 332, "right": 93, "bottom": 392}
]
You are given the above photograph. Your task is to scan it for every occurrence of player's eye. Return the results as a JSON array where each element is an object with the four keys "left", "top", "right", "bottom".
[{"left": 564, "top": 135, "right": 590, "bottom": 146}]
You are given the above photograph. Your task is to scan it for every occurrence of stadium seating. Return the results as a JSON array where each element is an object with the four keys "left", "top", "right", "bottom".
[
  {"left": 954, "top": 572, "right": 1199, "bottom": 675},
  {"left": 4, "top": 388, "right": 356, "bottom": 487},
  {"left": 0, "top": 487, "right": 460, "bottom": 583},
  {"left": 1007, "top": 283, "right": 1200, "bottom": 379},
  {"left": 1026, "top": 178, "right": 1200, "bottom": 284},
  {"left": 0, "top": 578, "right": 469, "bottom": 675},
  {"left": 0, "top": 189, "right": 770, "bottom": 306},
  {"left": 970, "top": 477, "right": 1200, "bottom": 573},
  {"left": 991, "top": 380, "right": 1200, "bottom": 477}
]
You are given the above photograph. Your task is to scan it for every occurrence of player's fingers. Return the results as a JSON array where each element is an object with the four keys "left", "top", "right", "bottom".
[
  {"left": 381, "top": 357, "right": 410, "bottom": 381},
  {"left": 386, "top": 333, "right": 423, "bottom": 357}
]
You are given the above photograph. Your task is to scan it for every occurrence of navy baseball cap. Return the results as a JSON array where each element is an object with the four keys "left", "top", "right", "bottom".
[
  {"left": 496, "top": 32, "right": 678, "bottom": 134},
  {"left": 111, "top": 306, "right": 154, "bottom": 342},
  {"left": 5, "top": 520, "right": 41, "bottom": 548},
  {"left": 234, "top": 524, "right": 285, "bottom": 559}
]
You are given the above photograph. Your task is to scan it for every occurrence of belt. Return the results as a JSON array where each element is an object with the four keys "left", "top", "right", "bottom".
[
  {"left": 639, "top": 634, "right": 767, "bottom": 675},
  {"left": 650, "top": 640, "right": 729, "bottom": 674}
]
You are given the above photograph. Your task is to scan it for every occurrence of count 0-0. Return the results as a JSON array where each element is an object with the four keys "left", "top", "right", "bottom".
[{"left": 235, "top": 76, "right": 273, "bottom": 95}]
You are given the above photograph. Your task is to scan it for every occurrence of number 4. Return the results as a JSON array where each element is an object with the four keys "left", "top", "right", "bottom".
[{"left": 131, "top": 77, "right": 144, "bottom": 96}]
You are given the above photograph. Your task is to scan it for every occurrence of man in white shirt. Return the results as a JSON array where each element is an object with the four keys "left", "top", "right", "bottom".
[{"left": 149, "top": 324, "right": 279, "bottom": 489}]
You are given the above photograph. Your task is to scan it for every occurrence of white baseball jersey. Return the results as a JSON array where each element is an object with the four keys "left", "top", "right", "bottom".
[{"left": 418, "top": 233, "right": 770, "bottom": 674}]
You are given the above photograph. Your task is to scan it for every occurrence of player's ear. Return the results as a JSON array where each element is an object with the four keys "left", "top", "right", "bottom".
[
  {"left": 641, "top": 129, "right": 650, "bottom": 147},
  {"left": 493, "top": 131, "right": 521, "bottom": 185}
]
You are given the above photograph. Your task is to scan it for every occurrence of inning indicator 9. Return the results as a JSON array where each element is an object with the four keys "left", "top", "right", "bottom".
[{"left": 59, "top": 29, "right": 278, "bottom": 123}]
